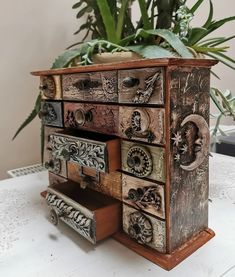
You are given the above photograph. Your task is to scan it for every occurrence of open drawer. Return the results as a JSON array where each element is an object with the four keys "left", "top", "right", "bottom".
[
  {"left": 49, "top": 130, "right": 120, "bottom": 173},
  {"left": 46, "top": 181, "right": 121, "bottom": 244}
]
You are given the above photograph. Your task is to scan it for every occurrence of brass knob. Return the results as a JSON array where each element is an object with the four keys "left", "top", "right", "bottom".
[
  {"left": 74, "top": 109, "right": 93, "bottom": 126},
  {"left": 123, "top": 77, "right": 140, "bottom": 88},
  {"left": 49, "top": 209, "right": 58, "bottom": 226}
]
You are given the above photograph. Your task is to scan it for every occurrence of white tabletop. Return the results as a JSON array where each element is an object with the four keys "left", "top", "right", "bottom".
[{"left": 0, "top": 153, "right": 235, "bottom": 277}]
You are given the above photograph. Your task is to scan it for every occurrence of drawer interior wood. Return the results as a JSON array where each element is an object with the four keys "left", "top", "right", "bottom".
[{"left": 49, "top": 181, "right": 119, "bottom": 211}]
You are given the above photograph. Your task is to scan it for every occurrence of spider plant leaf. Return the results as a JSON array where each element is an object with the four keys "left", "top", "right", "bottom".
[
  {"left": 210, "top": 70, "right": 220, "bottom": 80},
  {"left": 51, "top": 48, "right": 82, "bottom": 69},
  {"left": 203, "top": 0, "right": 213, "bottom": 29},
  {"left": 97, "top": 0, "right": 118, "bottom": 43},
  {"left": 76, "top": 5, "right": 92, "bottom": 18},
  {"left": 191, "top": 45, "right": 229, "bottom": 53},
  {"left": 206, "top": 52, "right": 235, "bottom": 70},
  {"left": 138, "top": 0, "right": 152, "bottom": 30},
  {"left": 12, "top": 94, "right": 42, "bottom": 140},
  {"left": 210, "top": 88, "right": 224, "bottom": 113},
  {"left": 198, "top": 37, "right": 225, "bottom": 46},
  {"left": 211, "top": 35, "right": 235, "bottom": 47},
  {"left": 127, "top": 45, "right": 175, "bottom": 58},
  {"left": 187, "top": 27, "right": 207, "bottom": 46},
  {"left": 137, "top": 29, "right": 193, "bottom": 58},
  {"left": 190, "top": 0, "right": 205, "bottom": 14},
  {"left": 116, "top": 0, "right": 129, "bottom": 41},
  {"left": 41, "top": 124, "right": 44, "bottom": 164}
]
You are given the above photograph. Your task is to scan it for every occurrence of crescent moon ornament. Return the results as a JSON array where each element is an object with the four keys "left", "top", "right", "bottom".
[{"left": 179, "top": 114, "right": 209, "bottom": 171}]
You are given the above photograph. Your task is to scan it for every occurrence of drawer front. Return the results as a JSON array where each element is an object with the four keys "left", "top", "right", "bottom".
[
  {"left": 49, "top": 132, "right": 120, "bottom": 173},
  {"left": 62, "top": 71, "right": 118, "bottom": 102},
  {"left": 121, "top": 141, "right": 165, "bottom": 183},
  {"left": 48, "top": 172, "right": 67, "bottom": 186},
  {"left": 44, "top": 151, "right": 67, "bottom": 178},
  {"left": 41, "top": 101, "right": 63, "bottom": 127},
  {"left": 123, "top": 204, "right": 166, "bottom": 253},
  {"left": 118, "top": 67, "right": 164, "bottom": 105},
  {"left": 46, "top": 189, "right": 96, "bottom": 243},
  {"left": 122, "top": 174, "right": 165, "bottom": 219},
  {"left": 64, "top": 102, "right": 119, "bottom": 135},
  {"left": 40, "top": 75, "right": 61, "bottom": 100},
  {"left": 68, "top": 163, "right": 122, "bottom": 200},
  {"left": 119, "top": 107, "right": 165, "bottom": 145}
]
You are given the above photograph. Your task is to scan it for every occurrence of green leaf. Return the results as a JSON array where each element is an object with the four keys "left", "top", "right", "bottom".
[
  {"left": 211, "top": 35, "right": 235, "bottom": 47},
  {"left": 116, "top": 0, "right": 129, "bottom": 41},
  {"left": 12, "top": 94, "right": 41, "bottom": 140},
  {"left": 41, "top": 124, "right": 44, "bottom": 164},
  {"left": 137, "top": 29, "right": 194, "bottom": 58},
  {"left": 76, "top": 6, "right": 92, "bottom": 18},
  {"left": 127, "top": 45, "right": 175, "bottom": 58},
  {"left": 191, "top": 45, "right": 229, "bottom": 53},
  {"left": 97, "top": 0, "right": 118, "bottom": 43},
  {"left": 51, "top": 48, "right": 82, "bottom": 69},
  {"left": 206, "top": 52, "right": 235, "bottom": 70},
  {"left": 190, "top": 0, "right": 205, "bottom": 14},
  {"left": 203, "top": 0, "right": 213, "bottom": 28},
  {"left": 187, "top": 27, "right": 207, "bottom": 46},
  {"left": 138, "top": 0, "right": 152, "bottom": 30},
  {"left": 207, "top": 16, "right": 235, "bottom": 34}
]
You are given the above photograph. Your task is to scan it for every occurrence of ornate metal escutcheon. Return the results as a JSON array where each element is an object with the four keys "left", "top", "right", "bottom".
[
  {"left": 39, "top": 76, "right": 56, "bottom": 98},
  {"left": 126, "top": 145, "right": 153, "bottom": 177},
  {"left": 127, "top": 186, "right": 161, "bottom": 211},
  {"left": 40, "top": 102, "right": 57, "bottom": 124},
  {"left": 128, "top": 211, "right": 153, "bottom": 244},
  {"left": 125, "top": 109, "right": 156, "bottom": 143}
]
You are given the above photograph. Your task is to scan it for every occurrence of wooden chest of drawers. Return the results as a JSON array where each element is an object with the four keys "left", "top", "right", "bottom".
[{"left": 32, "top": 58, "right": 217, "bottom": 270}]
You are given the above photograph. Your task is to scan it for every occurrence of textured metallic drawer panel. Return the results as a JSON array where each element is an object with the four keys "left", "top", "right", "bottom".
[
  {"left": 121, "top": 141, "right": 165, "bottom": 183},
  {"left": 119, "top": 106, "right": 165, "bottom": 145},
  {"left": 118, "top": 67, "right": 164, "bottom": 105},
  {"left": 41, "top": 101, "right": 63, "bottom": 127},
  {"left": 123, "top": 204, "right": 166, "bottom": 253},
  {"left": 62, "top": 71, "right": 118, "bottom": 102},
  {"left": 64, "top": 102, "right": 119, "bottom": 135},
  {"left": 46, "top": 182, "right": 121, "bottom": 244},
  {"left": 122, "top": 174, "right": 165, "bottom": 219},
  {"left": 49, "top": 131, "right": 120, "bottom": 173},
  {"left": 40, "top": 75, "right": 62, "bottom": 100}
]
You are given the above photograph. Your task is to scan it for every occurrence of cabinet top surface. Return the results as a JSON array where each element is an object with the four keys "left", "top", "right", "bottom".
[{"left": 31, "top": 58, "right": 218, "bottom": 76}]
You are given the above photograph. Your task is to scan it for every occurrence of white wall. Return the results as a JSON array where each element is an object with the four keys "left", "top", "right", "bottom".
[
  {"left": 0, "top": 1, "right": 234, "bottom": 180},
  {"left": 0, "top": 0, "right": 82, "bottom": 179}
]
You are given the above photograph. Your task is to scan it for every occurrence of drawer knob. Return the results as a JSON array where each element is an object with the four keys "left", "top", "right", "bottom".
[
  {"left": 49, "top": 209, "right": 59, "bottom": 226},
  {"left": 126, "top": 145, "right": 153, "bottom": 177},
  {"left": 74, "top": 109, "right": 93, "bottom": 126},
  {"left": 39, "top": 76, "right": 56, "bottom": 98},
  {"left": 123, "top": 77, "right": 140, "bottom": 88},
  {"left": 44, "top": 159, "right": 61, "bottom": 174}
]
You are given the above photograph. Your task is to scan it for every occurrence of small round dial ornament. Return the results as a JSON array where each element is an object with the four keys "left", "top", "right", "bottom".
[
  {"left": 40, "top": 76, "right": 56, "bottom": 98},
  {"left": 131, "top": 109, "right": 150, "bottom": 133},
  {"left": 126, "top": 145, "right": 153, "bottom": 177}
]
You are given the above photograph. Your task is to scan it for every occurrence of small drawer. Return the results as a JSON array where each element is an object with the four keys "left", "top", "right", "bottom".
[
  {"left": 119, "top": 107, "right": 165, "bottom": 145},
  {"left": 46, "top": 181, "right": 121, "bottom": 244},
  {"left": 44, "top": 151, "right": 67, "bottom": 178},
  {"left": 123, "top": 204, "right": 166, "bottom": 253},
  {"left": 122, "top": 174, "right": 165, "bottom": 219},
  {"left": 118, "top": 67, "right": 164, "bottom": 105},
  {"left": 49, "top": 172, "right": 67, "bottom": 186},
  {"left": 49, "top": 130, "right": 121, "bottom": 173},
  {"left": 121, "top": 141, "right": 165, "bottom": 183},
  {"left": 62, "top": 71, "right": 118, "bottom": 102},
  {"left": 68, "top": 163, "right": 122, "bottom": 200},
  {"left": 64, "top": 102, "right": 119, "bottom": 135},
  {"left": 41, "top": 101, "right": 63, "bottom": 127},
  {"left": 40, "top": 75, "right": 62, "bottom": 100}
]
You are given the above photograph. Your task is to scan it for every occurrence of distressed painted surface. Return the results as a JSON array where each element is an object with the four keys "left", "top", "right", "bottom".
[
  {"left": 122, "top": 174, "right": 165, "bottom": 219},
  {"left": 119, "top": 106, "right": 165, "bottom": 145},
  {"left": 40, "top": 75, "right": 62, "bottom": 100},
  {"left": 169, "top": 66, "right": 211, "bottom": 251},
  {"left": 62, "top": 71, "right": 118, "bottom": 102},
  {"left": 123, "top": 204, "right": 166, "bottom": 253},
  {"left": 121, "top": 141, "right": 165, "bottom": 183},
  {"left": 64, "top": 102, "right": 119, "bottom": 135},
  {"left": 118, "top": 67, "right": 164, "bottom": 105}
]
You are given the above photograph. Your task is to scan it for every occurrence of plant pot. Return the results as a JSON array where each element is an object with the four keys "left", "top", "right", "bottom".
[{"left": 92, "top": 51, "right": 141, "bottom": 64}]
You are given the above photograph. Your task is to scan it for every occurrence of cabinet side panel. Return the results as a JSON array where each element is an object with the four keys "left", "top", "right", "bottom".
[{"left": 169, "top": 66, "right": 210, "bottom": 251}]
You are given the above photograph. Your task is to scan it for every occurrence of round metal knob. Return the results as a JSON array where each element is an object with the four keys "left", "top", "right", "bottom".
[
  {"left": 123, "top": 77, "right": 140, "bottom": 88},
  {"left": 60, "top": 149, "right": 71, "bottom": 161},
  {"left": 49, "top": 209, "right": 59, "bottom": 226},
  {"left": 74, "top": 109, "right": 93, "bottom": 126},
  {"left": 44, "top": 159, "right": 61, "bottom": 174},
  {"left": 126, "top": 145, "right": 153, "bottom": 177}
]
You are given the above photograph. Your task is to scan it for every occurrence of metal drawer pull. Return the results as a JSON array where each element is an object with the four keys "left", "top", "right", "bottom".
[
  {"left": 74, "top": 109, "right": 93, "bottom": 126},
  {"left": 44, "top": 159, "right": 61, "bottom": 174},
  {"left": 73, "top": 79, "right": 101, "bottom": 90},
  {"left": 123, "top": 77, "right": 140, "bottom": 88}
]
